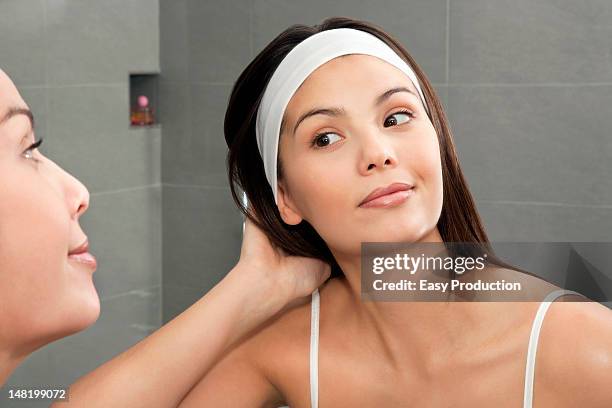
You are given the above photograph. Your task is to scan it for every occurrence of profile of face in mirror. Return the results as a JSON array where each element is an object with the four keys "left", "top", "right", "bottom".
[
  {"left": 0, "top": 69, "right": 99, "bottom": 382},
  {"left": 275, "top": 54, "right": 444, "bottom": 259}
]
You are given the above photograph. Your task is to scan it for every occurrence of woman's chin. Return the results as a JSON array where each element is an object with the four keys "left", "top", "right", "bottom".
[
  {"left": 65, "top": 262, "right": 102, "bottom": 328},
  {"left": 74, "top": 289, "right": 101, "bottom": 330},
  {"left": 23, "top": 294, "right": 100, "bottom": 353},
  {"left": 374, "top": 219, "right": 433, "bottom": 242},
  {"left": 55, "top": 287, "right": 101, "bottom": 338}
]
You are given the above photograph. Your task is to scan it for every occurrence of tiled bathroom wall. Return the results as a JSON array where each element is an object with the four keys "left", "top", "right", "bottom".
[{"left": 159, "top": 0, "right": 246, "bottom": 321}]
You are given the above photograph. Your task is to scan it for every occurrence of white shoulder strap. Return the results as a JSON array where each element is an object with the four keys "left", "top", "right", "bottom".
[
  {"left": 523, "top": 289, "right": 586, "bottom": 407},
  {"left": 310, "top": 288, "right": 320, "bottom": 408}
]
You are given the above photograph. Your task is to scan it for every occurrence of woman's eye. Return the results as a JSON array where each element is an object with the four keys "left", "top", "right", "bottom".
[
  {"left": 311, "top": 132, "right": 342, "bottom": 149},
  {"left": 309, "top": 110, "right": 415, "bottom": 149},
  {"left": 384, "top": 110, "right": 415, "bottom": 127},
  {"left": 23, "top": 138, "right": 43, "bottom": 162}
]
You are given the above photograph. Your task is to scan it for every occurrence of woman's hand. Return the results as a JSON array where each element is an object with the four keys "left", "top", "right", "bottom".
[{"left": 230, "top": 211, "right": 331, "bottom": 311}]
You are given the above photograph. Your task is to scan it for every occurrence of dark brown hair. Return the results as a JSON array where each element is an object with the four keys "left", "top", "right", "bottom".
[{"left": 224, "top": 16, "right": 518, "bottom": 279}]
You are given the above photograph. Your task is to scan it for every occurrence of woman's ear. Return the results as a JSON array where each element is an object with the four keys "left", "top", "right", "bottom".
[{"left": 277, "top": 180, "right": 303, "bottom": 225}]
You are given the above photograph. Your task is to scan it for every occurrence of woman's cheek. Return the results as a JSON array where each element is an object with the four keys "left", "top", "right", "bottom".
[
  {"left": 0, "top": 219, "right": 64, "bottom": 335},
  {"left": 420, "top": 131, "right": 444, "bottom": 214},
  {"left": 18, "top": 179, "right": 71, "bottom": 293}
]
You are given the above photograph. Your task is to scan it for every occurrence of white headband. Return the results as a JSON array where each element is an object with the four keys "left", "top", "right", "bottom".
[{"left": 255, "top": 27, "right": 429, "bottom": 206}]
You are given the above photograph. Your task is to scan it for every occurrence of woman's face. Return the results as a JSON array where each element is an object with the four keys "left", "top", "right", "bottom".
[
  {"left": 277, "top": 54, "right": 444, "bottom": 258},
  {"left": 0, "top": 69, "right": 99, "bottom": 352}
]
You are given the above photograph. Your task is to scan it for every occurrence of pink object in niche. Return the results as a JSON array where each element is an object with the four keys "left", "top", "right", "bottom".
[{"left": 131, "top": 95, "right": 155, "bottom": 126}]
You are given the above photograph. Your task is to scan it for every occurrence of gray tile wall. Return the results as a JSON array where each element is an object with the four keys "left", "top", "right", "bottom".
[
  {"left": 159, "top": 0, "right": 246, "bottom": 322},
  {"left": 446, "top": 0, "right": 612, "bottom": 244},
  {"left": 160, "top": 0, "right": 611, "bottom": 322},
  {"left": 1, "top": 0, "right": 162, "bottom": 402}
]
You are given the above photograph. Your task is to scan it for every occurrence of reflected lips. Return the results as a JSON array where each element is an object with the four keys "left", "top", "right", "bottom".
[
  {"left": 359, "top": 182, "right": 415, "bottom": 209},
  {"left": 68, "top": 240, "right": 97, "bottom": 271}
]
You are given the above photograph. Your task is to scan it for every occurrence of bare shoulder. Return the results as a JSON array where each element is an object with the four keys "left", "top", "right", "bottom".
[
  {"left": 179, "top": 278, "right": 343, "bottom": 408},
  {"left": 240, "top": 277, "right": 345, "bottom": 404},
  {"left": 244, "top": 283, "right": 316, "bottom": 369},
  {"left": 246, "top": 275, "right": 347, "bottom": 360},
  {"left": 538, "top": 296, "right": 612, "bottom": 407}
]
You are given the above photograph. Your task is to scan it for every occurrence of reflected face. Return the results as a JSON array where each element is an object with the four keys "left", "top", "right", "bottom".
[
  {"left": 0, "top": 69, "right": 99, "bottom": 351},
  {"left": 277, "top": 54, "right": 444, "bottom": 257}
]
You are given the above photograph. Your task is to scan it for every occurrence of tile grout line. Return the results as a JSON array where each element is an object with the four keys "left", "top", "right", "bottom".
[
  {"left": 18, "top": 83, "right": 128, "bottom": 89},
  {"left": 42, "top": 0, "right": 49, "bottom": 141},
  {"left": 163, "top": 183, "right": 230, "bottom": 190},
  {"left": 443, "top": 82, "right": 612, "bottom": 87},
  {"left": 479, "top": 199, "right": 612, "bottom": 210},
  {"left": 100, "top": 285, "right": 161, "bottom": 302},
  {"left": 250, "top": 0, "right": 254, "bottom": 59},
  {"left": 186, "top": 0, "right": 192, "bottom": 84},
  {"left": 20, "top": 80, "right": 612, "bottom": 88},
  {"left": 70, "top": 81, "right": 612, "bottom": 89},
  {"left": 90, "top": 183, "right": 162, "bottom": 197},
  {"left": 446, "top": 0, "right": 450, "bottom": 84}
]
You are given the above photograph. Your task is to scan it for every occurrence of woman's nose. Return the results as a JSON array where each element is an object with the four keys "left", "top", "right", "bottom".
[
  {"left": 359, "top": 132, "right": 398, "bottom": 174},
  {"left": 56, "top": 164, "right": 90, "bottom": 219},
  {"left": 69, "top": 175, "right": 90, "bottom": 219}
]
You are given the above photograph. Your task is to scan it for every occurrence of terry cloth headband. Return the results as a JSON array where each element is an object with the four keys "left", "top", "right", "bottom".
[{"left": 255, "top": 27, "right": 429, "bottom": 206}]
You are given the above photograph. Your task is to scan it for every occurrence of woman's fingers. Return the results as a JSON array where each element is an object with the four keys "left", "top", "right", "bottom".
[
  {"left": 283, "top": 257, "right": 331, "bottom": 298},
  {"left": 238, "top": 199, "right": 331, "bottom": 305}
]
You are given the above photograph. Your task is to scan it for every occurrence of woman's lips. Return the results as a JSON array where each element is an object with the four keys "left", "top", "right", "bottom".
[
  {"left": 68, "top": 252, "right": 97, "bottom": 271},
  {"left": 359, "top": 186, "right": 415, "bottom": 208},
  {"left": 68, "top": 239, "right": 96, "bottom": 271}
]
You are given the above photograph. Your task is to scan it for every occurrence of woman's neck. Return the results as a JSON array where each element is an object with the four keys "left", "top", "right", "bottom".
[
  {"left": 330, "top": 228, "right": 523, "bottom": 372},
  {"left": 0, "top": 346, "right": 26, "bottom": 386}
]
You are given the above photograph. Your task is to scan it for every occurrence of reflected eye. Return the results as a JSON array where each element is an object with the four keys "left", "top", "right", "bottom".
[
  {"left": 23, "top": 138, "right": 43, "bottom": 161},
  {"left": 311, "top": 132, "right": 342, "bottom": 149},
  {"left": 309, "top": 109, "right": 416, "bottom": 150},
  {"left": 384, "top": 109, "right": 415, "bottom": 127}
]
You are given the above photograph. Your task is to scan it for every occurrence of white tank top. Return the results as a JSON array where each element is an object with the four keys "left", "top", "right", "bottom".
[{"left": 302, "top": 287, "right": 586, "bottom": 408}]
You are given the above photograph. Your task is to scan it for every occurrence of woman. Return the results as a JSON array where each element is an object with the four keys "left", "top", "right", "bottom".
[
  {"left": 178, "top": 17, "right": 612, "bottom": 407},
  {"left": 0, "top": 68, "right": 97, "bottom": 385},
  {"left": 0, "top": 67, "right": 329, "bottom": 406}
]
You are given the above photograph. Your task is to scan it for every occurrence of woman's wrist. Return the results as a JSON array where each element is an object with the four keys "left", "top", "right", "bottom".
[{"left": 220, "top": 263, "right": 288, "bottom": 340}]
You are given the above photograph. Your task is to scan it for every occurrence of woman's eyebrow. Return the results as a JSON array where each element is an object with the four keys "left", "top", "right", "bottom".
[
  {"left": 290, "top": 86, "right": 417, "bottom": 136},
  {"left": 0, "top": 107, "right": 35, "bottom": 131},
  {"left": 374, "top": 86, "right": 417, "bottom": 107}
]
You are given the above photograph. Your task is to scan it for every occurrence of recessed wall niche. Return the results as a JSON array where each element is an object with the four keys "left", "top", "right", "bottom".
[{"left": 129, "top": 73, "right": 160, "bottom": 127}]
